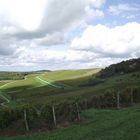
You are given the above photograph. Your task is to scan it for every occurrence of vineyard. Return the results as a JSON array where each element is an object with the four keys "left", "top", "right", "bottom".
[{"left": 0, "top": 58, "right": 140, "bottom": 138}]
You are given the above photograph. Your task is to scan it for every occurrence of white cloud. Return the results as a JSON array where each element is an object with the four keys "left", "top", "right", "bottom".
[
  {"left": 0, "top": 0, "right": 105, "bottom": 37},
  {"left": 109, "top": 3, "right": 140, "bottom": 15},
  {"left": 0, "top": 0, "right": 105, "bottom": 56},
  {"left": 85, "top": 6, "right": 104, "bottom": 21},
  {"left": 1, "top": 22, "right": 140, "bottom": 70},
  {"left": 0, "top": 0, "right": 47, "bottom": 31},
  {"left": 1, "top": 0, "right": 140, "bottom": 71},
  {"left": 70, "top": 22, "right": 140, "bottom": 58},
  {"left": 88, "top": 0, "right": 106, "bottom": 8},
  {"left": 38, "top": 0, "right": 105, "bottom": 35}
]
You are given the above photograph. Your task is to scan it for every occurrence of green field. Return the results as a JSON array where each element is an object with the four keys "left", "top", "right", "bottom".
[
  {"left": 0, "top": 68, "right": 140, "bottom": 107},
  {"left": 0, "top": 69, "right": 101, "bottom": 106},
  {"left": 0, "top": 104, "right": 140, "bottom": 140}
]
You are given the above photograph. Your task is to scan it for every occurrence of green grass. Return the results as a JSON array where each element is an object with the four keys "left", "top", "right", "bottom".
[
  {"left": 1, "top": 74, "right": 43, "bottom": 92},
  {"left": 0, "top": 104, "right": 140, "bottom": 140},
  {"left": 0, "top": 69, "right": 100, "bottom": 105},
  {"left": 43, "top": 69, "right": 100, "bottom": 81},
  {"left": 0, "top": 81, "right": 10, "bottom": 87},
  {"left": 0, "top": 70, "right": 139, "bottom": 106}
]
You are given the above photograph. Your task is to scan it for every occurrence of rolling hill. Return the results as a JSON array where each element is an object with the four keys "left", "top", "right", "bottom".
[{"left": 0, "top": 58, "right": 140, "bottom": 138}]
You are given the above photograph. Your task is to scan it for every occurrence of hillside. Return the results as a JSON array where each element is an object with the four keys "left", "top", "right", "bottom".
[
  {"left": 0, "top": 68, "right": 101, "bottom": 107},
  {"left": 0, "top": 58, "right": 140, "bottom": 137}
]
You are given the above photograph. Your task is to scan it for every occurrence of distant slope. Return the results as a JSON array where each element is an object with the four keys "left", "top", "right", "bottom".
[
  {"left": 0, "top": 72, "right": 27, "bottom": 80},
  {"left": 43, "top": 69, "right": 100, "bottom": 81},
  {"left": 0, "top": 70, "right": 51, "bottom": 81}
]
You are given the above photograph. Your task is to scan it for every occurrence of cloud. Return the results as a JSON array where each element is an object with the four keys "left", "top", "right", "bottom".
[
  {"left": 108, "top": 3, "right": 140, "bottom": 15},
  {"left": 0, "top": 37, "right": 18, "bottom": 55},
  {"left": 40, "top": 0, "right": 105, "bottom": 33},
  {"left": 85, "top": 6, "right": 104, "bottom": 21},
  {"left": 70, "top": 22, "right": 140, "bottom": 58},
  {"left": 36, "top": 32, "right": 65, "bottom": 46},
  {"left": 88, "top": 0, "right": 106, "bottom": 8},
  {"left": 9, "top": 0, "right": 105, "bottom": 39},
  {"left": 0, "top": 0, "right": 106, "bottom": 60},
  {"left": 2, "top": 0, "right": 139, "bottom": 71},
  {"left": 1, "top": 21, "right": 140, "bottom": 70}
]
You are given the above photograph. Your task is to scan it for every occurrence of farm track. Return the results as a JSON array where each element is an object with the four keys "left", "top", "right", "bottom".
[
  {"left": 0, "top": 76, "right": 30, "bottom": 107},
  {"left": 0, "top": 82, "right": 12, "bottom": 107},
  {"left": 0, "top": 74, "right": 71, "bottom": 107},
  {"left": 0, "top": 71, "right": 88, "bottom": 107},
  {"left": 36, "top": 76, "right": 63, "bottom": 88},
  {"left": 36, "top": 75, "right": 73, "bottom": 89}
]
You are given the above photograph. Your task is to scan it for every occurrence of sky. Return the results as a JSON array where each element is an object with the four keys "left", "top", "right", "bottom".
[{"left": 0, "top": 0, "right": 140, "bottom": 71}]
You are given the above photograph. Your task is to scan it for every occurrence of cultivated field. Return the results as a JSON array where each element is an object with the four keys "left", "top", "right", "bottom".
[{"left": 0, "top": 69, "right": 101, "bottom": 107}]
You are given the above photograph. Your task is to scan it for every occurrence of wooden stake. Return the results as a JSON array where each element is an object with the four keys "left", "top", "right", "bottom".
[
  {"left": 52, "top": 105, "right": 57, "bottom": 127},
  {"left": 24, "top": 109, "right": 29, "bottom": 131},
  {"left": 117, "top": 92, "right": 120, "bottom": 109},
  {"left": 76, "top": 102, "right": 81, "bottom": 121},
  {"left": 130, "top": 88, "right": 134, "bottom": 106}
]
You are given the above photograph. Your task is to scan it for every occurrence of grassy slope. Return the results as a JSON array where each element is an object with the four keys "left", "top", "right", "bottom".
[
  {"left": 0, "top": 82, "right": 9, "bottom": 87},
  {"left": 24, "top": 71, "right": 140, "bottom": 105},
  {"left": 1, "top": 69, "right": 99, "bottom": 91},
  {"left": 43, "top": 69, "right": 100, "bottom": 81},
  {"left": 0, "top": 70, "right": 139, "bottom": 106},
  {"left": 1, "top": 104, "right": 140, "bottom": 140},
  {"left": 0, "top": 69, "right": 140, "bottom": 106},
  {"left": 0, "top": 69, "right": 99, "bottom": 105},
  {"left": 1, "top": 74, "right": 43, "bottom": 92}
]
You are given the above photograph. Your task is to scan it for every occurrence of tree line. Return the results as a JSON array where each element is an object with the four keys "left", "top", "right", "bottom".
[{"left": 97, "top": 58, "right": 140, "bottom": 78}]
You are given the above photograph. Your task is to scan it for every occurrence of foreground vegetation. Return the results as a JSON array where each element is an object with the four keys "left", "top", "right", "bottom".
[{"left": 0, "top": 104, "right": 140, "bottom": 140}]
